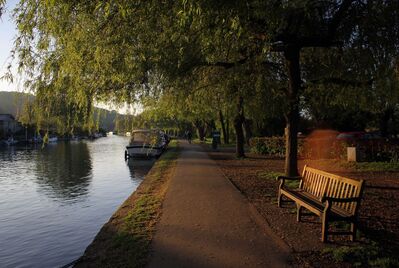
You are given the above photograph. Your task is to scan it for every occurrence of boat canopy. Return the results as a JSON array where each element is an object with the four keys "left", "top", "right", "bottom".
[{"left": 129, "top": 130, "right": 162, "bottom": 145}]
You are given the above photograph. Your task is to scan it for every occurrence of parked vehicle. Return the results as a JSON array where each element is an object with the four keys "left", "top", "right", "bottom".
[
  {"left": 336, "top": 131, "right": 381, "bottom": 141},
  {"left": 336, "top": 131, "right": 366, "bottom": 140},
  {"left": 125, "top": 129, "right": 167, "bottom": 159}
]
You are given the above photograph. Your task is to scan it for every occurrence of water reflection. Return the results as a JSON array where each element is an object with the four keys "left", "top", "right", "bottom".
[
  {"left": 34, "top": 142, "right": 92, "bottom": 203},
  {"left": 0, "top": 136, "right": 152, "bottom": 268},
  {"left": 126, "top": 158, "right": 156, "bottom": 182}
]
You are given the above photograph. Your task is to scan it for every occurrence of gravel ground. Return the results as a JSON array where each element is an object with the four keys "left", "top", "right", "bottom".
[{"left": 206, "top": 146, "right": 399, "bottom": 267}]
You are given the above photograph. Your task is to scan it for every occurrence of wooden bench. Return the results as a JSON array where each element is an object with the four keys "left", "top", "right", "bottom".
[{"left": 276, "top": 165, "right": 365, "bottom": 242}]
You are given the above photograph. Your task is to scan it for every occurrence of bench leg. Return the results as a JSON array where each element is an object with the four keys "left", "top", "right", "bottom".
[
  {"left": 277, "top": 190, "right": 282, "bottom": 207},
  {"left": 322, "top": 213, "right": 328, "bottom": 242},
  {"left": 296, "top": 205, "right": 302, "bottom": 222},
  {"left": 350, "top": 223, "right": 356, "bottom": 242}
]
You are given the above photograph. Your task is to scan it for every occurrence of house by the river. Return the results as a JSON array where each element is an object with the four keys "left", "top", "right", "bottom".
[{"left": 0, "top": 114, "right": 19, "bottom": 138}]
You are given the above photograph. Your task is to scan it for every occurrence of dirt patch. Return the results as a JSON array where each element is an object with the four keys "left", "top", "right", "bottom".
[
  {"left": 73, "top": 144, "right": 180, "bottom": 268},
  {"left": 206, "top": 146, "right": 399, "bottom": 267}
]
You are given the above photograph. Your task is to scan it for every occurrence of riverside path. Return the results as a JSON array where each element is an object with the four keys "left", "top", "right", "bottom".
[{"left": 147, "top": 141, "right": 291, "bottom": 268}]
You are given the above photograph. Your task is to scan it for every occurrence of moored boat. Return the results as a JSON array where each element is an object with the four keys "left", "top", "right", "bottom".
[
  {"left": 125, "top": 129, "right": 167, "bottom": 158},
  {"left": 2, "top": 137, "right": 18, "bottom": 146},
  {"left": 48, "top": 136, "right": 58, "bottom": 143}
]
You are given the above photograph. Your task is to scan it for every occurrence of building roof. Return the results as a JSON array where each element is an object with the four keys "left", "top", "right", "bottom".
[{"left": 0, "top": 114, "right": 15, "bottom": 121}]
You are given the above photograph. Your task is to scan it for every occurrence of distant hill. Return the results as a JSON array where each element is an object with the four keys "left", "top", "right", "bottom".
[
  {"left": 0, "top": 91, "right": 123, "bottom": 131},
  {"left": 0, "top": 91, "right": 33, "bottom": 117}
]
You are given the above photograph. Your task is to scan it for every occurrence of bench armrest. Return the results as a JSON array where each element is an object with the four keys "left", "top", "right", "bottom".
[
  {"left": 276, "top": 175, "right": 302, "bottom": 181},
  {"left": 321, "top": 196, "right": 360, "bottom": 203}
]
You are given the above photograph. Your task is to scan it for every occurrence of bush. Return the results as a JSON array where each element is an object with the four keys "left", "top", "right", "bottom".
[
  {"left": 250, "top": 136, "right": 399, "bottom": 162},
  {"left": 250, "top": 137, "right": 305, "bottom": 157},
  {"left": 250, "top": 137, "right": 286, "bottom": 157}
]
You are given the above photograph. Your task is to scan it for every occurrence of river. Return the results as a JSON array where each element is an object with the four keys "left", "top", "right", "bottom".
[{"left": 0, "top": 135, "right": 155, "bottom": 268}]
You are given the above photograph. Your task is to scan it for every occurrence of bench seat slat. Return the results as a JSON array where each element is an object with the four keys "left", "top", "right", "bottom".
[{"left": 281, "top": 187, "right": 354, "bottom": 218}]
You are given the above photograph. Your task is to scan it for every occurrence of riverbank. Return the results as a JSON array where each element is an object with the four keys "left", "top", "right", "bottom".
[
  {"left": 74, "top": 141, "right": 180, "bottom": 267},
  {"left": 205, "top": 145, "right": 399, "bottom": 267}
]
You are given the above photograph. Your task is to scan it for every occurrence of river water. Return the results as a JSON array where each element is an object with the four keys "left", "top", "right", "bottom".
[{"left": 0, "top": 135, "right": 155, "bottom": 268}]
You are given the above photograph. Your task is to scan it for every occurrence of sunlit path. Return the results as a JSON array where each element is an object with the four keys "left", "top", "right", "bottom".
[{"left": 148, "top": 140, "right": 290, "bottom": 268}]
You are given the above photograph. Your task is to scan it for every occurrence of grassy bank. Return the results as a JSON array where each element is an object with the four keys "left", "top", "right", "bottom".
[{"left": 74, "top": 141, "right": 180, "bottom": 268}]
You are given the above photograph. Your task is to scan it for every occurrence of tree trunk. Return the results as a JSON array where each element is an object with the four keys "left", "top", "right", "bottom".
[
  {"left": 206, "top": 119, "right": 215, "bottom": 138},
  {"left": 219, "top": 110, "right": 228, "bottom": 144},
  {"left": 193, "top": 119, "right": 206, "bottom": 141},
  {"left": 226, "top": 118, "right": 230, "bottom": 144},
  {"left": 380, "top": 108, "right": 393, "bottom": 137},
  {"left": 243, "top": 118, "right": 253, "bottom": 145},
  {"left": 197, "top": 126, "right": 206, "bottom": 141},
  {"left": 284, "top": 47, "right": 301, "bottom": 177},
  {"left": 234, "top": 96, "right": 245, "bottom": 158}
]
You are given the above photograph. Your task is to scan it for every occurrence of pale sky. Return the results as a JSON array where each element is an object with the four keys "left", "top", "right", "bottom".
[
  {"left": 0, "top": 1, "right": 141, "bottom": 114},
  {"left": 0, "top": 0, "right": 18, "bottom": 92}
]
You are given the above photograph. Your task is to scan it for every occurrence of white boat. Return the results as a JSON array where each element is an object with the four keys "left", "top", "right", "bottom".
[
  {"left": 125, "top": 129, "right": 167, "bottom": 158},
  {"left": 70, "top": 135, "right": 80, "bottom": 142},
  {"left": 48, "top": 136, "right": 58, "bottom": 143},
  {"left": 94, "top": 132, "right": 103, "bottom": 138},
  {"left": 29, "top": 134, "right": 43, "bottom": 144},
  {"left": 3, "top": 137, "right": 18, "bottom": 146}
]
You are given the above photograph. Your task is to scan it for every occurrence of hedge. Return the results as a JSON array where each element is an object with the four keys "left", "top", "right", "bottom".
[{"left": 250, "top": 136, "right": 399, "bottom": 161}]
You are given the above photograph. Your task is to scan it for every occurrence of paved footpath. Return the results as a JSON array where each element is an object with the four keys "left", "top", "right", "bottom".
[{"left": 148, "top": 141, "right": 291, "bottom": 268}]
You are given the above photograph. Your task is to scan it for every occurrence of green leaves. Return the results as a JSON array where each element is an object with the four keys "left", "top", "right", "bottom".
[{"left": 6, "top": 0, "right": 399, "bottom": 138}]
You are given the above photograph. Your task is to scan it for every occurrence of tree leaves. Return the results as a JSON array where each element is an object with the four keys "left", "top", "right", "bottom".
[{"left": 5, "top": 0, "right": 398, "bottom": 136}]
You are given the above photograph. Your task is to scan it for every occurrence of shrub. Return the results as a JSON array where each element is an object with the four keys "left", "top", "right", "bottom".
[
  {"left": 250, "top": 137, "right": 286, "bottom": 157},
  {"left": 250, "top": 136, "right": 399, "bottom": 162},
  {"left": 250, "top": 136, "right": 304, "bottom": 157}
]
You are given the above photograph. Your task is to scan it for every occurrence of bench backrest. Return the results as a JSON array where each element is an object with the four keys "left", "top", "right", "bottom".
[{"left": 300, "top": 165, "right": 364, "bottom": 215}]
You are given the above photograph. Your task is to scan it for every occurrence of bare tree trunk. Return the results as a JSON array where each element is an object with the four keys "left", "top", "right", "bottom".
[
  {"left": 284, "top": 47, "right": 300, "bottom": 177},
  {"left": 219, "top": 110, "right": 228, "bottom": 144},
  {"left": 234, "top": 96, "right": 245, "bottom": 158}
]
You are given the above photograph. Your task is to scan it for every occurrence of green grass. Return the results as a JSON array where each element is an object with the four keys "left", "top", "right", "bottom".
[
  {"left": 341, "top": 161, "right": 399, "bottom": 172},
  {"left": 257, "top": 171, "right": 284, "bottom": 180},
  {"left": 79, "top": 141, "right": 180, "bottom": 267},
  {"left": 193, "top": 138, "right": 211, "bottom": 145},
  {"left": 257, "top": 171, "right": 300, "bottom": 188},
  {"left": 322, "top": 241, "right": 399, "bottom": 268},
  {"left": 193, "top": 138, "right": 236, "bottom": 148}
]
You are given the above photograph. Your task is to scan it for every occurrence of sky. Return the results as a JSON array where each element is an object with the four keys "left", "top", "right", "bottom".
[
  {"left": 0, "top": 0, "right": 18, "bottom": 92},
  {"left": 0, "top": 0, "right": 140, "bottom": 114}
]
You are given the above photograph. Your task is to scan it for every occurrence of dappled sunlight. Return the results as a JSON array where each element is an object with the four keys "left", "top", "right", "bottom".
[
  {"left": 301, "top": 129, "right": 339, "bottom": 160},
  {"left": 1, "top": 0, "right": 399, "bottom": 266}
]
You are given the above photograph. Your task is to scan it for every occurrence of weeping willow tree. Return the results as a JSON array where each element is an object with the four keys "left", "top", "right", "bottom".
[
  {"left": 9, "top": 0, "right": 399, "bottom": 175},
  {"left": 0, "top": 0, "right": 5, "bottom": 16},
  {"left": 10, "top": 0, "right": 265, "bottom": 153},
  {"left": 10, "top": 1, "right": 157, "bottom": 134}
]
